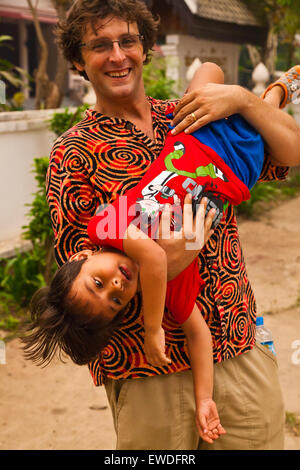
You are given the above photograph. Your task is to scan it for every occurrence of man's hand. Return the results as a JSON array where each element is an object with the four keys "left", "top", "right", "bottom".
[
  {"left": 144, "top": 327, "right": 171, "bottom": 367},
  {"left": 171, "top": 81, "right": 300, "bottom": 166},
  {"left": 156, "top": 194, "right": 215, "bottom": 281},
  {"left": 171, "top": 83, "right": 243, "bottom": 135},
  {"left": 195, "top": 398, "right": 226, "bottom": 444}
]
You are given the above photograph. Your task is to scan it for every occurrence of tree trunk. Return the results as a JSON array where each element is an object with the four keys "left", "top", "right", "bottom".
[
  {"left": 286, "top": 36, "right": 296, "bottom": 69},
  {"left": 28, "top": 0, "right": 69, "bottom": 109},
  {"left": 263, "top": 28, "right": 278, "bottom": 79},
  {"left": 246, "top": 44, "right": 262, "bottom": 68},
  {"left": 27, "top": 0, "right": 52, "bottom": 109},
  {"left": 46, "top": 0, "right": 69, "bottom": 109}
]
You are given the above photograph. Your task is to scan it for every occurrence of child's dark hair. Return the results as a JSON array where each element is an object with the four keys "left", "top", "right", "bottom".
[{"left": 21, "top": 258, "right": 124, "bottom": 366}]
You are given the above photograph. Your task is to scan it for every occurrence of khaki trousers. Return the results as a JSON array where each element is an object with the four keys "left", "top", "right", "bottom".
[{"left": 104, "top": 343, "right": 285, "bottom": 450}]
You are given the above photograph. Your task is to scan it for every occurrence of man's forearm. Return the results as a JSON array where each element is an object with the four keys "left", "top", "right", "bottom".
[{"left": 237, "top": 86, "right": 300, "bottom": 166}]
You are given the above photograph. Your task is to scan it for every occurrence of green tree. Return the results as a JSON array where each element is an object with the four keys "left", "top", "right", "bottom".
[
  {"left": 276, "top": 0, "right": 300, "bottom": 68},
  {"left": 246, "top": 0, "right": 300, "bottom": 75},
  {"left": 143, "top": 56, "right": 178, "bottom": 100}
]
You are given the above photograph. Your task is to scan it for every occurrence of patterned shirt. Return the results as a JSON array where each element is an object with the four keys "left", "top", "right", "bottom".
[{"left": 47, "top": 97, "right": 288, "bottom": 386}]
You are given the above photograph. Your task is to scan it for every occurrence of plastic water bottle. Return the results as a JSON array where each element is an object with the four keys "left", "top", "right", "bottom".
[
  {"left": 0, "top": 340, "right": 5, "bottom": 365},
  {"left": 255, "top": 316, "right": 276, "bottom": 356}
]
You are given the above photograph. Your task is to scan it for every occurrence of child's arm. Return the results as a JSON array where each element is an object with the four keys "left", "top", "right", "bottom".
[
  {"left": 262, "top": 84, "right": 285, "bottom": 108},
  {"left": 182, "top": 304, "right": 226, "bottom": 444},
  {"left": 186, "top": 62, "right": 225, "bottom": 93},
  {"left": 191, "top": 62, "right": 283, "bottom": 109},
  {"left": 123, "top": 224, "right": 171, "bottom": 367},
  {"left": 171, "top": 62, "right": 224, "bottom": 131}
]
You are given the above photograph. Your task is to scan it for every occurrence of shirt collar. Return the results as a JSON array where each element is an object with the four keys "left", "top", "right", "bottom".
[{"left": 84, "top": 96, "right": 177, "bottom": 127}]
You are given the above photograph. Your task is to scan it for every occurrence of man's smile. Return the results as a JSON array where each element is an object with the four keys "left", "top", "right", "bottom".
[{"left": 106, "top": 68, "right": 131, "bottom": 78}]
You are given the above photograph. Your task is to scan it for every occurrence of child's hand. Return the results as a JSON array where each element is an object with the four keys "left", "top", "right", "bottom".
[
  {"left": 195, "top": 398, "right": 226, "bottom": 444},
  {"left": 144, "top": 327, "right": 172, "bottom": 367}
]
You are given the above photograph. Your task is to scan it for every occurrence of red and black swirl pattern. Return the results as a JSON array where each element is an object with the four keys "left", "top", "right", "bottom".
[{"left": 47, "top": 97, "right": 288, "bottom": 386}]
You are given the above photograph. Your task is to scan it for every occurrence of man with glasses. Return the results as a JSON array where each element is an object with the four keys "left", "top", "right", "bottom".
[{"left": 48, "top": 0, "right": 300, "bottom": 450}]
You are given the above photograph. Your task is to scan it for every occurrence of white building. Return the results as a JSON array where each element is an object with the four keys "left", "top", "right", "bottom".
[{"left": 146, "top": 0, "right": 266, "bottom": 92}]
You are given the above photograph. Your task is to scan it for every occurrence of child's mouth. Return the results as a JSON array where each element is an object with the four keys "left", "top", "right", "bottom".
[{"left": 119, "top": 265, "right": 132, "bottom": 281}]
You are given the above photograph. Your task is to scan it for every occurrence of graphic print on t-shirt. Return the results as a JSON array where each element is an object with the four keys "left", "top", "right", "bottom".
[{"left": 135, "top": 139, "right": 229, "bottom": 232}]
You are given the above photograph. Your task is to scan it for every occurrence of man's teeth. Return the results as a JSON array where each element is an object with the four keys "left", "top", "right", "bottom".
[{"left": 108, "top": 70, "right": 129, "bottom": 77}]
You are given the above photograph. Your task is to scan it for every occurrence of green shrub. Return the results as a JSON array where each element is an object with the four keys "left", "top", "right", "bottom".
[
  {"left": 237, "top": 170, "right": 300, "bottom": 217},
  {"left": 48, "top": 104, "right": 89, "bottom": 136},
  {"left": 143, "top": 56, "right": 178, "bottom": 100}
]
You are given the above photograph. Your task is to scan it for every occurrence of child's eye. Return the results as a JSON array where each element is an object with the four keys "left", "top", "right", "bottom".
[
  {"left": 112, "top": 297, "right": 121, "bottom": 305},
  {"left": 94, "top": 279, "right": 103, "bottom": 288}
]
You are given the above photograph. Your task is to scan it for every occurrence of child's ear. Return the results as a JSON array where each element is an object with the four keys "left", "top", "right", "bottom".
[{"left": 69, "top": 250, "right": 93, "bottom": 262}]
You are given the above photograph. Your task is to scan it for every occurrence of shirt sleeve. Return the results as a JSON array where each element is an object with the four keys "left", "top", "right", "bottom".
[
  {"left": 257, "top": 152, "right": 289, "bottom": 183},
  {"left": 47, "top": 141, "right": 100, "bottom": 266},
  {"left": 165, "top": 259, "right": 206, "bottom": 324}
]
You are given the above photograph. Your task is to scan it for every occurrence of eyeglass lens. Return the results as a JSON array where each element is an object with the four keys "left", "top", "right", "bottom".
[{"left": 86, "top": 35, "right": 142, "bottom": 52}]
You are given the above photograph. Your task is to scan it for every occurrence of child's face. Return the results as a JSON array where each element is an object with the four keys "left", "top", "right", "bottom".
[{"left": 69, "top": 249, "right": 139, "bottom": 321}]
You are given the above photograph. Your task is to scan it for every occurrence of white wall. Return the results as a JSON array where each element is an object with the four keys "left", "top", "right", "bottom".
[
  {"left": 0, "top": 110, "right": 57, "bottom": 245},
  {"left": 161, "top": 34, "right": 240, "bottom": 94}
]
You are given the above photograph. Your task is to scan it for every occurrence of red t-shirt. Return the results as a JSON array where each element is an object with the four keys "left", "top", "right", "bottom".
[{"left": 88, "top": 130, "right": 250, "bottom": 323}]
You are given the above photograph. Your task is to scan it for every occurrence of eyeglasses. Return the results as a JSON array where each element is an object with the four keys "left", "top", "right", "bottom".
[{"left": 80, "top": 34, "right": 144, "bottom": 53}]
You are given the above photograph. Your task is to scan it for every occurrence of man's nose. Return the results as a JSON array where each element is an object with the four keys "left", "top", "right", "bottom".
[{"left": 108, "top": 42, "right": 126, "bottom": 62}]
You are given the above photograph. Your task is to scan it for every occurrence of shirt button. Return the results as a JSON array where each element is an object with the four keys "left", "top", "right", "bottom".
[
  {"left": 215, "top": 298, "right": 222, "bottom": 306},
  {"left": 125, "top": 122, "right": 133, "bottom": 130}
]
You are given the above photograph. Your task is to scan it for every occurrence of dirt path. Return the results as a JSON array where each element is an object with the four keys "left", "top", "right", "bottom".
[{"left": 0, "top": 196, "right": 300, "bottom": 450}]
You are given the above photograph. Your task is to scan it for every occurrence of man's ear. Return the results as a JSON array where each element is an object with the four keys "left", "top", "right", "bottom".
[
  {"left": 73, "top": 61, "right": 85, "bottom": 73},
  {"left": 69, "top": 249, "right": 93, "bottom": 262}
]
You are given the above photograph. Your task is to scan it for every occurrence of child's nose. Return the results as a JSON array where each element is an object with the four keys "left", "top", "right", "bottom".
[{"left": 112, "top": 277, "right": 122, "bottom": 289}]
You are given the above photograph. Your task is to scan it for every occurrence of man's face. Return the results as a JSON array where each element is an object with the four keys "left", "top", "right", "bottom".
[{"left": 74, "top": 16, "right": 146, "bottom": 105}]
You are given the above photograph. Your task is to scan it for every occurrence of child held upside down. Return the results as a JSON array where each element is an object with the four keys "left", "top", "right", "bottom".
[{"left": 22, "top": 62, "right": 283, "bottom": 443}]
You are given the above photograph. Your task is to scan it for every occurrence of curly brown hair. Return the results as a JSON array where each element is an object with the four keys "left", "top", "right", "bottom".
[{"left": 56, "top": 0, "right": 160, "bottom": 80}]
